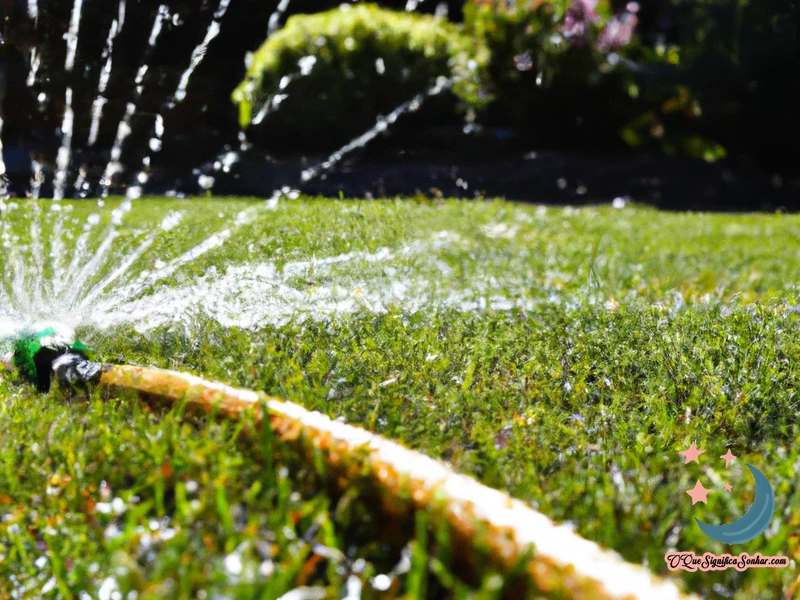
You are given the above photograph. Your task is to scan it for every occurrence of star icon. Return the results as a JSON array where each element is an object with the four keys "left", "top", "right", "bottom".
[
  {"left": 724, "top": 482, "right": 733, "bottom": 492},
  {"left": 686, "top": 480, "right": 711, "bottom": 505},
  {"left": 679, "top": 442, "right": 706, "bottom": 464},
  {"left": 720, "top": 449, "right": 736, "bottom": 467}
]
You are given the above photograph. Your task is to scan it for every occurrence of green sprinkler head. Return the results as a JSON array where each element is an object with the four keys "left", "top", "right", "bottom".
[{"left": 2, "top": 324, "right": 98, "bottom": 393}]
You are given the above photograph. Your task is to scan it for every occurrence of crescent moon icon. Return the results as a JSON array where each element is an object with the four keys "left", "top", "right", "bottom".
[{"left": 695, "top": 464, "right": 775, "bottom": 544}]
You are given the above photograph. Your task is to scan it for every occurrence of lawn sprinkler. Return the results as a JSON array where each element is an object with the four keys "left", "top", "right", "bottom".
[{"left": 0, "top": 323, "right": 103, "bottom": 392}]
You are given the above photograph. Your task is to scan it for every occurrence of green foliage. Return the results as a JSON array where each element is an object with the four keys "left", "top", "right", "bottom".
[
  {"left": 627, "top": 0, "right": 799, "bottom": 168},
  {"left": 230, "top": 0, "right": 797, "bottom": 171},
  {"left": 463, "top": 0, "right": 612, "bottom": 91},
  {"left": 461, "top": 0, "right": 641, "bottom": 149},
  {"left": 460, "top": 0, "right": 798, "bottom": 166},
  {"left": 232, "top": 4, "right": 487, "bottom": 150}
]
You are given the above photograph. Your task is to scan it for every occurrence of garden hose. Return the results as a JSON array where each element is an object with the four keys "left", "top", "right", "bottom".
[
  {"left": 91, "top": 363, "right": 696, "bottom": 600},
  {"left": 0, "top": 326, "right": 695, "bottom": 598}
]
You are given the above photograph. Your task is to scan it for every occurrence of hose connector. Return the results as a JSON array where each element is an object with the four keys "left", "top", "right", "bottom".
[{"left": 52, "top": 353, "right": 104, "bottom": 389}]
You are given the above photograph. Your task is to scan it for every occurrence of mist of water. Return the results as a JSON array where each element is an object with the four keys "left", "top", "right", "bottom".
[
  {"left": 301, "top": 76, "right": 452, "bottom": 182},
  {"left": 88, "top": 1, "right": 126, "bottom": 148},
  {"left": 0, "top": 0, "right": 465, "bottom": 337},
  {"left": 98, "top": 4, "right": 169, "bottom": 197},
  {"left": 0, "top": 116, "right": 7, "bottom": 196},
  {"left": 0, "top": 0, "right": 459, "bottom": 202},
  {"left": 0, "top": 197, "right": 271, "bottom": 339},
  {"left": 130, "top": 0, "right": 235, "bottom": 198},
  {"left": 1, "top": 195, "right": 546, "bottom": 342}
]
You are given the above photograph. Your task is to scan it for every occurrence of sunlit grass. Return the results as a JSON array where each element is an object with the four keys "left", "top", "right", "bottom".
[{"left": 2, "top": 198, "right": 800, "bottom": 598}]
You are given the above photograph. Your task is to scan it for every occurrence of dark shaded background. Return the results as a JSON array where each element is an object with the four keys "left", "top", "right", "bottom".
[{"left": 1, "top": 0, "right": 798, "bottom": 209}]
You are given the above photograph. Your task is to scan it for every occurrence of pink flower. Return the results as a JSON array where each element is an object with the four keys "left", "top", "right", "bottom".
[
  {"left": 563, "top": 0, "right": 600, "bottom": 46},
  {"left": 597, "top": 12, "right": 638, "bottom": 52}
]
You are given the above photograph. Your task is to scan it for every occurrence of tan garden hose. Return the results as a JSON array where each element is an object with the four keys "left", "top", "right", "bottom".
[{"left": 98, "top": 363, "right": 696, "bottom": 600}]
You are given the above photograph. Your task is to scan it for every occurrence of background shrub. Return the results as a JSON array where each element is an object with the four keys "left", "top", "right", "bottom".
[
  {"left": 462, "top": 0, "right": 640, "bottom": 152},
  {"left": 233, "top": 0, "right": 798, "bottom": 177},
  {"left": 623, "top": 0, "right": 799, "bottom": 171},
  {"left": 233, "top": 4, "right": 487, "bottom": 153}
]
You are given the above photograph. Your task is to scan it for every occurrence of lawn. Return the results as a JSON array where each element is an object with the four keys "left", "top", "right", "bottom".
[{"left": 1, "top": 198, "right": 799, "bottom": 599}]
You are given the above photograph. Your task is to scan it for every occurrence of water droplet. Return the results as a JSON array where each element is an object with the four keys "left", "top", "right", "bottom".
[
  {"left": 260, "top": 560, "right": 275, "bottom": 577},
  {"left": 224, "top": 553, "right": 243, "bottom": 576},
  {"left": 372, "top": 573, "right": 392, "bottom": 592},
  {"left": 98, "top": 577, "right": 120, "bottom": 600},
  {"left": 514, "top": 52, "right": 533, "bottom": 71},
  {"left": 298, "top": 55, "right": 317, "bottom": 75},
  {"left": 198, "top": 175, "right": 215, "bottom": 190}
]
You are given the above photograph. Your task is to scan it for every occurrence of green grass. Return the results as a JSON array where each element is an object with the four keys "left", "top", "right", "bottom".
[{"left": 2, "top": 198, "right": 800, "bottom": 598}]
